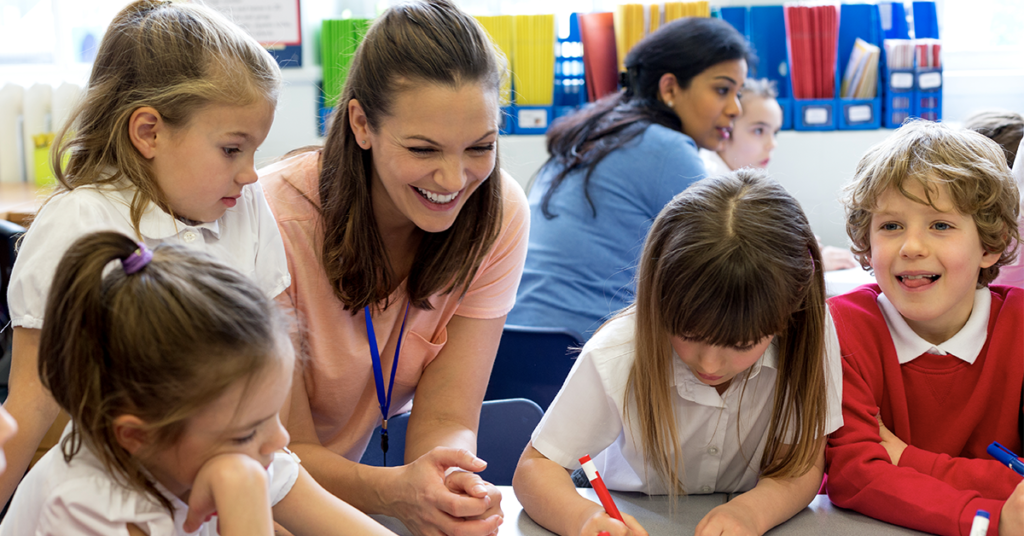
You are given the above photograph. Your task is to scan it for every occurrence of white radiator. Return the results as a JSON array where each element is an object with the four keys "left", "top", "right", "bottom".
[{"left": 0, "top": 82, "right": 82, "bottom": 184}]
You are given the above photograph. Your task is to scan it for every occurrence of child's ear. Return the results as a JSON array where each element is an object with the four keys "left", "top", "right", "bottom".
[
  {"left": 112, "top": 415, "right": 151, "bottom": 455},
  {"left": 128, "top": 107, "right": 165, "bottom": 160},
  {"left": 980, "top": 247, "right": 1001, "bottom": 269}
]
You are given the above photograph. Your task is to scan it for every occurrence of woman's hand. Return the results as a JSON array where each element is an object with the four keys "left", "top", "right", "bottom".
[
  {"left": 578, "top": 509, "right": 646, "bottom": 536},
  {"left": 695, "top": 502, "right": 759, "bottom": 536},
  {"left": 182, "top": 453, "right": 273, "bottom": 536},
  {"left": 445, "top": 469, "right": 504, "bottom": 534},
  {"left": 876, "top": 414, "right": 907, "bottom": 466},
  {"left": 387, "top": 447, "right": 502, "bottom": 536},
  {"left": 821, "top": 246, "right": 858, "bottom": 272}
]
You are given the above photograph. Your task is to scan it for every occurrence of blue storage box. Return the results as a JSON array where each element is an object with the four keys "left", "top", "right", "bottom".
[
  {"left": 777, "top": 97, "right": 793, "bottom": 131},
  {"left": 748, "top": 6, "right": 795, "bottom": 131},
  {"left": 914, "top": 67, "right": 942, "bottom": 122},
  {"left": 499, "top": 105, "right": 516, "bottom": 135},
  {"left": 793, "top": 99, "right": 837, "bottom": 131},
  {"left": 883, "top": 68, "right": 914, "bottom": 128},
  {"left": 717, "top": 6, "right": 749, "bottom": 37},
  {"left": 514, "top": 106, "right": 553, "bottom": 135},
  {"left": 836, "top": 4, "right": 883, "bottom": 130}
]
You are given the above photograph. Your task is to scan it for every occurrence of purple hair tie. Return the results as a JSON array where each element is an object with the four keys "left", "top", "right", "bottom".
[{"left": 122, "top": 243, "right": 153, "bottom": 275}]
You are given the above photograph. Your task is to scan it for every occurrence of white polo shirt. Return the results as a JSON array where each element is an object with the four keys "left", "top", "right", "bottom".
[
  {"left": 877, "top": 288, "right": 991, "bottom": 364},
  {"left": 531, "top": 309, "right": 843, "bottom": 495},
  {"left": 8, "top": 181, "right": 290, "bottom": 329},
  {"left": 0, "top": 433, "right": 299, "bottom": 536}
]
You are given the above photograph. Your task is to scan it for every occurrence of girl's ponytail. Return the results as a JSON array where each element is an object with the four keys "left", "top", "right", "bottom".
[
  {"left": 38, "top": 232, "right": 143, "bottom": 466},
  {"left": 36, "top": 230, "right": 284, "bottom": 514}
]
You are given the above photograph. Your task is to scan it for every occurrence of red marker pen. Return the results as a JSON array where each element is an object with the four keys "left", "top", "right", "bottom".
[{"left": 579, "top": 454, "right": 623, "bottom": 522}]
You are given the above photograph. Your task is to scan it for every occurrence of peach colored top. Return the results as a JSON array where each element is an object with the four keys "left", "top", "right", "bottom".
[{"left": 259, "top": 151, "right": 529, "bottom": 461}]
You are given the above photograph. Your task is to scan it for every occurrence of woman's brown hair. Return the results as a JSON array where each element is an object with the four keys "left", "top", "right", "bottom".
[
  {"left": 51, "top": 0, "right": 281, "bottom": 235},
  {"left": 37, "top": 231, "right": 286, "bottom": 514},
  {"left": 316, "top": 0, "right": 507, "bottom": 311},
  {"left": 626, "top": 169, "right": 828, "bottom": 494}
]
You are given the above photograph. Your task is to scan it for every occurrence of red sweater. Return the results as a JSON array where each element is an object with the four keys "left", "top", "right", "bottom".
[{"left": 826, "top": 284, "right": 1024, "bottom": 536}]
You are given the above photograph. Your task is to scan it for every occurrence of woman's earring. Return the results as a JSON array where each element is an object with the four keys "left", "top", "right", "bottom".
[{"left": 360, "top": 140, "right": 368, "bottom": 147}]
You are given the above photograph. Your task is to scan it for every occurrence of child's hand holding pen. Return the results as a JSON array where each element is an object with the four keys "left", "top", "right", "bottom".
[
  {"left": 577, "top": 455, "right": 647, "bottom": 536},
  {"left": 578, "top": 507, "right": 646, "bottom": 536}
]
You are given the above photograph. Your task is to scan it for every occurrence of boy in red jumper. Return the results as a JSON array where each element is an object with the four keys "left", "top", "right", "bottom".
[{"left": 826, "top": 120, "right": 1024, "bottom": 536}]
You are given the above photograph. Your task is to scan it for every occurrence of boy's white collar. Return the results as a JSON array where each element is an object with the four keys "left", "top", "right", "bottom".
[{"left": 877, "top": 288, "right": 991, "bottom": 364}]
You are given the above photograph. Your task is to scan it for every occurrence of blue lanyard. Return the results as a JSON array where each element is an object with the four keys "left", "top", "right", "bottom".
[{"left": 364, "top": 302, "right": 410, "bottom": 466}]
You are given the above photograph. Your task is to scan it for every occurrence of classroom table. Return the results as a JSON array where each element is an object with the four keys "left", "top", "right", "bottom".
[
  {"left": 372, "top": 487, "right": 931, "bottom": 535},
  {"left": 0, "top": 181, "right": 51, "bottom": 227}
]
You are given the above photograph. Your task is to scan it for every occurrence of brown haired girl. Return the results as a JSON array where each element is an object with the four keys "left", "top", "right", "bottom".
[
  {"left": 0, "top": 232, "right": 395, "bottom": 536},
  {"left": 258, "top": 1, "right": 526, "bottom": 534},
  {"left": 513, "top": 170, "right": 843, "bottom": 536},
  {"left": 4, "top": 0, "right": 289, "bottom": 508}
]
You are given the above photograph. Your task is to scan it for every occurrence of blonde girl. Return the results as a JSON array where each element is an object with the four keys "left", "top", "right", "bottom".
[
  {"left": 0, "top": 232, "right": 393, "bottom": 536},
  {"left": 3, "top": 0, "right": 289, "bottom": 506},
  {"left": 700, "top": 78, "right": 783, "bottom": 174},
  {"left": 513, "top": 170, "right": 843, "bottom": 536}
]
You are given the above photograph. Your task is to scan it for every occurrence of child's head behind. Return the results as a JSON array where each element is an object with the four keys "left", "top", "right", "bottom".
[
  {"left": 719, "top": 78, "right": 783, "bottom": 171},
  {"left": 37, "top": 231, "right": 290, "bottom": 513},
  {"left": 963, "top": 109, "right": 1023, "bottom": 167},
  {"left": 55, "top": 0, "right": 281, "bottom": 229},
  {"left": 629, "top": 169, "right": 828, "bottom": 493},
  {"left": 844, "top": 120, "right": 1020, "bottom": 288}
]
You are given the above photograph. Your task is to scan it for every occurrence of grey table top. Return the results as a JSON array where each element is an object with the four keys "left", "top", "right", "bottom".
[{"left": 373, "top": 487, "right": 932, "bottom": 535}]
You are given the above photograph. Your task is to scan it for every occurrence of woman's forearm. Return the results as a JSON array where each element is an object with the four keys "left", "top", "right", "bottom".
[{"left": 288, "top": 441, "right": 397, "bottom": 515}]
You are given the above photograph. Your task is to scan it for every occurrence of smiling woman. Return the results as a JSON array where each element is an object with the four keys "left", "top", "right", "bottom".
[{"left": 257, "top": 1, "right": 528, "bottom": 535}]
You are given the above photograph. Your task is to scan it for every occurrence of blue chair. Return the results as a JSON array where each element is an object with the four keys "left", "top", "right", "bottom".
[
  {"left": 360, "top": 398, "right": 544, "bottom": 486},
  {"left": 484, "top": 324, "right": 584, "bottom": 410},
  {"left": 0, "top": 220, "right": 25, "bottom": 402}
]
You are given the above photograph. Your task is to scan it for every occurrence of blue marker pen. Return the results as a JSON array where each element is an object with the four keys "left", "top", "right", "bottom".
[
  {"left": 969, "top": 510, "right": 989, "bottom": 536},
  {"left": 987, "top": 441, "right": 1024, "bottom": 477}
]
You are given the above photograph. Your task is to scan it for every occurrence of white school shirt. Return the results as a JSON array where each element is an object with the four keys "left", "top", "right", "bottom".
[
  {"left": 8, "top": 180, "right": 290, "bottom": 329},
  {"left": 531, "top": 310, "right": 843, "bottom": 496},
  {"left": 698, "top": 148, "right": 731, "bottom": 177},
  {"left": 0, "top": 436, "right": 299, "bottom": 536},
  {"left": 878, "top": 288, "right": 991, "bottom": 364}
]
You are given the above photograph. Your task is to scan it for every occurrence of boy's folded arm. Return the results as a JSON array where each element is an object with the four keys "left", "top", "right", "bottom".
[
  {"left": 827, "top": 362, "right": 1007, "bottom": 536},
  {"left": 898, "top": 445, "right": 1022, "bottom": 500}
]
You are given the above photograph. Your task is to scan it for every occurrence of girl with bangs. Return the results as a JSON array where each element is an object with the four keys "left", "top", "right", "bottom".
[{"left": 513, "top": 170, "right": 844, "bottom": 536}]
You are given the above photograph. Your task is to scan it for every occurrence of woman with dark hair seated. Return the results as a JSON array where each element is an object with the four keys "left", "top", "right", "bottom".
[{"left": 508, "top": 17, "right": 751, "bottom": 339}]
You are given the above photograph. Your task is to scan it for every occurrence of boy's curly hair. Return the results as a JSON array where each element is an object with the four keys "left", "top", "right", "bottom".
[{"left": 844, "top": 120, "right": 1020, "bottom": 286}]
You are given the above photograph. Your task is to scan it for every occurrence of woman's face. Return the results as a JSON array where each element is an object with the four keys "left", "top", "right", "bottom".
[
  {"left": 666, "top": 59, "right": 747, "bottom": 152},
  {"left": 350, "top": 82, "right": 499, "bottom": 235}
]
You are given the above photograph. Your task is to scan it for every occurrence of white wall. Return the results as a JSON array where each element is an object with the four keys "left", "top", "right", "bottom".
[{"left": 497, "top": 130, "right": 892, "bottom": 249}]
